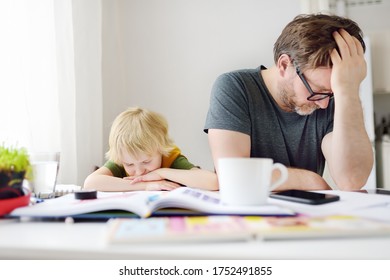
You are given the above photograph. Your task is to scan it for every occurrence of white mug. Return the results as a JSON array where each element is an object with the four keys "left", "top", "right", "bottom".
[{"left": 218, "top": 157, "right": 288, "bottom": 206}]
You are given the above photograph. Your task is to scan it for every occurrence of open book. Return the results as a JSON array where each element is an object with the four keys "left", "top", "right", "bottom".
[
  {"left": 106, "top": 215, "right": 390, "bottom": 244},
  {"left": 9, "top": 187, "right": 295, "bottom": 219}
]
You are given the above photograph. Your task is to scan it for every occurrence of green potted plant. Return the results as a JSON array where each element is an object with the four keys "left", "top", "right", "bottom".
[{"left": 0, "top": 145, "right": 31, "bottom": 200}]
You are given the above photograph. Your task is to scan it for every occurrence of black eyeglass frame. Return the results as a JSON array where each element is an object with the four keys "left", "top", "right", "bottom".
[{"left": 295, "top": 65, "right": 334, "bottom": 101}]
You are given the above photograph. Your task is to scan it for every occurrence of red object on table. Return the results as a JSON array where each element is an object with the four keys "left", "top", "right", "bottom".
[{"left": 0, "top": 190, "right": 30, "bottom": 217}]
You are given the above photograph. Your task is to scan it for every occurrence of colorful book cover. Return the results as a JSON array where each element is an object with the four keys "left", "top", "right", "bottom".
[{"left": 106, "top": 215, "right": 390, "bottom": 244}]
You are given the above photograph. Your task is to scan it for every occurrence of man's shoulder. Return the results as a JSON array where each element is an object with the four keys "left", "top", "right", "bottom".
[
  {"left": 220, "top": 66, "right": 261, "bottom": 78},
  {"left": 214, "top": 66, "right": 262, "bottom": 87}
]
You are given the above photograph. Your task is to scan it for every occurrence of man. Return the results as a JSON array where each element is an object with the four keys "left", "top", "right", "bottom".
[{"left": 204, "top": 14, "right": 373, "bottom": 191}]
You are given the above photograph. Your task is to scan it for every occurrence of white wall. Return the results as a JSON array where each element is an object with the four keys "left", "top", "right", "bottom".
[{"left": 101, "top": 0, "right": 301, "bottom": 171}]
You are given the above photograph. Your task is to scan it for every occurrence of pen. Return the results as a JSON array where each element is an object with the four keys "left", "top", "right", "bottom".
[{"left": 30, "top": 197, "right": 44, "bottom": 205}]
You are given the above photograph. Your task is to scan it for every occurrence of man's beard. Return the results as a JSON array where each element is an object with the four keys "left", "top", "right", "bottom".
[{"left": 279, "top": 84, "right": 319, "bottom": 116}]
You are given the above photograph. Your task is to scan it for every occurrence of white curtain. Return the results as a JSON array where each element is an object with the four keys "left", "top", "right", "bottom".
[
  {"left": 0, "top": 0, "right": 60, "bottom": 152},
  {"left": 0, "top": 0, "right": 103, "bottom": 186}
]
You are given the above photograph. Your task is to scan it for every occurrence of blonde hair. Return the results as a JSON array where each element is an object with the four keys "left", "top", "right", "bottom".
[{"left": 106, "top": 107, "right": 175, "bottom": 164}]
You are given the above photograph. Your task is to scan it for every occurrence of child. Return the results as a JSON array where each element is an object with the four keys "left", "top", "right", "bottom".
[{"left": 83, "top": 107, "right": 218, "bottom": 191}]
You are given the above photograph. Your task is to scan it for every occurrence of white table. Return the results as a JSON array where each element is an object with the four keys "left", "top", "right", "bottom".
[{"left": 1, "top": 219, "right": 390, "bottom": 259}]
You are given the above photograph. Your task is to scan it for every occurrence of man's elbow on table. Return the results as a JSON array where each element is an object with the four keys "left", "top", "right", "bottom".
[{"left": 333, "top": 169, "right": 373, "bottom": 191}]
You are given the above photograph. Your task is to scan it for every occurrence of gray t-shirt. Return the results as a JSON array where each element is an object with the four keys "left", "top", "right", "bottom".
[{"left": 204, "top": 66, "right": 334, "bottom": 175}]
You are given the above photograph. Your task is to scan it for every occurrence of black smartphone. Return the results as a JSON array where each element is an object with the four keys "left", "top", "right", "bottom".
[
  {"left": 375, "top": 189, "right": 390, "bottom": 195},
  {"left": 269, "top": 189, "right": 340, "bottom": 205},
  {"left": 355, "top": 189, "right": 390, "bottom": 195}
]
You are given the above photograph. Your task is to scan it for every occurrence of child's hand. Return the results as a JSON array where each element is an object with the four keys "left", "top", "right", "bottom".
[
  {"left": 144, "top": 180, "right": 181, "bottom": 191},
  {"left": 128, "top": 172, "right": 163, "bottom": 184},
  {"left": 124, "top": 172, "right": 180, "bottom": 191}
]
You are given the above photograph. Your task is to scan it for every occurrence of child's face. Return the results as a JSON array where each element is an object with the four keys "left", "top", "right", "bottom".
[{"left": 120, "top": 150, "right": 162, "bottom": 176}]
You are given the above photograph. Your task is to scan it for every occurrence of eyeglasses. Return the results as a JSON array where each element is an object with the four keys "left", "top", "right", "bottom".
[{"left": 295, "top": 65, "right": 334, "bottom": 101}]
